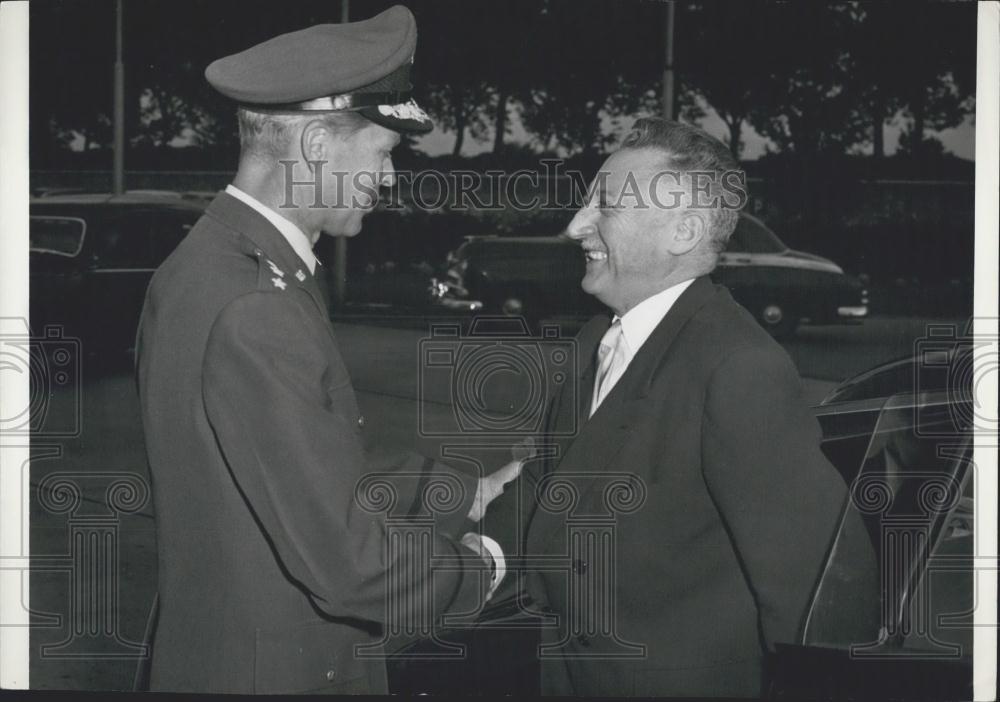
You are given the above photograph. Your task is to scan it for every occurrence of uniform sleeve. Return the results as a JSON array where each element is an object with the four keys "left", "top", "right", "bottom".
[
  {"left": 702, "top": 343, "right": 848, "bottom": 650},
  {"left": 201, "top": 291, "right": 489, "bottom": 622},
  {"left": 370, "top": 450, "right": 481, "bottom": 540}
]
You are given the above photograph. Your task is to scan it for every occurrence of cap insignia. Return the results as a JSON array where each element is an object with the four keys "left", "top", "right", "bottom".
[{"left": 377, "top": 98, "right": 429, "bottom": 123}]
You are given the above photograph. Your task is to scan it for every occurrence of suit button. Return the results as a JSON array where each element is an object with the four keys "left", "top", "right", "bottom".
[
  {"left": 325, "top": 669, "right": 336, "bottom": 682},
  {"left": 357, "top": 415, "right": 365, "bottom": 428},
  {"left": 572, "top": 559, "right": 588, "bottom": 574},
  {"left": 576, "top": 634, "right": 591, "bottom": 647}
]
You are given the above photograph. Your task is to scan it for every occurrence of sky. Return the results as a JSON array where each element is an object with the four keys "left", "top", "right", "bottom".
[
  {"left": 414, "top": 104, "right": 978, "bottom": 161},
  {"left": 80, "top": 99, "right": 976, "bottom": 163}
]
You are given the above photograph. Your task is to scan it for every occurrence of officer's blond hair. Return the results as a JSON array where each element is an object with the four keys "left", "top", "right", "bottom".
[{"left": 236, "top": 107, "right": 369, "bottom": 160}]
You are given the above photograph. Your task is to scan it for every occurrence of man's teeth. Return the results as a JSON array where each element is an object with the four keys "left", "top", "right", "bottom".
[{"left": 585, "top": 250, "right": 608, "bottom": 262}]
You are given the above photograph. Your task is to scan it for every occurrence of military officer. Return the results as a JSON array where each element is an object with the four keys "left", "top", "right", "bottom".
[{"left": 136, "top": 6, "right": 517, "bottom": 694}]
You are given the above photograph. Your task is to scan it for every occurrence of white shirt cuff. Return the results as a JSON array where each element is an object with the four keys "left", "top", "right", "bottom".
[{"left": 479, "top": 534, "right": 506, "bottom": 594}]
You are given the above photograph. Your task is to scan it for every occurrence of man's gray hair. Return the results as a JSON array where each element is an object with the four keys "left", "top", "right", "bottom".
[
  {"left": 236, "top": 107, "right": 370, "bottom": 159},
  {"left": 621, "top": 118, "right": 745, "bottom": 254}
]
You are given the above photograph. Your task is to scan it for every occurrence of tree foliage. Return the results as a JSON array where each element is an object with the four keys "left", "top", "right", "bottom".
[{"left": 30, "top": 0, "right": 977, "bottom": 166}]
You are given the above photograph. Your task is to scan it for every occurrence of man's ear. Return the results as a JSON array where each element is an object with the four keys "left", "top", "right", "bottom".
[
  {"left": 667, "top": 211, "right": 706, "bottom": 255},
  {"left": 300, "top": 119, "right": 332, "bottom": 165}
]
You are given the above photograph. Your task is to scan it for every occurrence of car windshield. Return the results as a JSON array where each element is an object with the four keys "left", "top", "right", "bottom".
[
  {"left": 726, "top": 216, "right": 788, "bottom": 254},
  {"left": 29, "top": 216, "right": 86, "bottom": 257}
]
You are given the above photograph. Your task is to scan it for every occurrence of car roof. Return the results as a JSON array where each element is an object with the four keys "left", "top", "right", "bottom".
[
  {"left": 463, "top": 235, "right": 570, "bottom": 245},
  {"left": 461, "top": 213, "right": 765, "bottom": 248},
  {"left": 820, "top": 342, "right": 973, "bottom": 405},
  {"left": 29, "top": 192, "right": 207, "bottom": 210}
]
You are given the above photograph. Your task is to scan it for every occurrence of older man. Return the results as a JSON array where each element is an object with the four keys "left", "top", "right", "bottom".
[
  {"left": 136, "top": 6, "right": 516, "bottom": 694},
  {"left": 486, "top": 118, "right": 874, "bottom": 696}
]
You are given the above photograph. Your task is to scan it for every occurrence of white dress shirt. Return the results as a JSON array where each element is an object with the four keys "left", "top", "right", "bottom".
[
  {"left": 225, "top": 184, "right": 319, "bottom": 275},
  {"left": 590, "top": 278, "right": 696, "bottom": 416}
]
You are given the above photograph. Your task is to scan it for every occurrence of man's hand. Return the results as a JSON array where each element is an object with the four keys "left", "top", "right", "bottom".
[
  {"left": 467, "top": 458, "right": 523, "bottom": 523},
  {"left": 461, "top": 532, "right": 505, "bottom": 601},
  {"left": 467, "top": 437, "right": 535, "bottom": 523}
]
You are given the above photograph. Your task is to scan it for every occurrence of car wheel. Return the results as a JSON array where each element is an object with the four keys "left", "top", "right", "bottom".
[
  {"left": 758, "top": 303, "right": 798, "bottom": 339},
  {"left": 497, "top": 294, "right": 546, "bottom": 335},
  {"left": 501, "top": 296, "right": 524, "bottom": 316}
]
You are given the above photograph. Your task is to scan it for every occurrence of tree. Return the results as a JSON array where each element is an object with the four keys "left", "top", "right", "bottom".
[
  {"left": 412, "top": 1, "right": 496, "bottom": 156},
  {"left": 677, "top": 1, "right": 774, "bottom": 158},
  {"left": 742, "top": 3, "right": 868, "bottom": 157},
  {"left": 29, "top": 0, "right": 116, "bottom": 163},
  {"left": 517, "top": 0, "right": 665, "bottom": 154},
  {"left": 849, "top": 0, "right": 977, "bottom": 159},
  {"left": 893, "top": 2, "right": 977, "bottom": 158},
  {"left": 411, "top": 0, "right": 543, "bottom": 155}
]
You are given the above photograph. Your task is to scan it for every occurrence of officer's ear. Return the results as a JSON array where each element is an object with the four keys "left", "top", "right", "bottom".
[{"left": 299, "top": 119, "right": 333, "bottom": 166}]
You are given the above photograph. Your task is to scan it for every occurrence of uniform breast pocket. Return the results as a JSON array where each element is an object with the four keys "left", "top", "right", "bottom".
[{"left": 253, "top": 620, "right": 385, "bottom": 694}]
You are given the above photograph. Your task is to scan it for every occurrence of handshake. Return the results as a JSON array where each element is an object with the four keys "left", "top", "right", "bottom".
[
  {"left": 466, "top": 436, "right": 535, "bottom": 523},
  {"left": 460, "top": 438, "right": 536, "bottom": 598}
]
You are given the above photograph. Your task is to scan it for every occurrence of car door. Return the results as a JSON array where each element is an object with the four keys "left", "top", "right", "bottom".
[
  {"left": 771, "top": 390, "right": 974, "bottom": 700},
  {"left": 82, "top": 207, "right": 194, "bottom": 352},
  {"left": 29, "top": 215, "right": 88, "bottom": 336}
]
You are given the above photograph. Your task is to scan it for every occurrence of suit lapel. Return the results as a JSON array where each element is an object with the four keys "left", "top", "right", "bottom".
[
  {"left": 574, "top": 315, "right": 611, "bottom": 436},
  {"left": 601, "top": 275, "right": 718, "bottom": 405},
  {"left": 538, "top": 314, "right": 609, "bottom": 475},
  {"left": 530, "top": 277, "right": 719, "bottom": 543}
]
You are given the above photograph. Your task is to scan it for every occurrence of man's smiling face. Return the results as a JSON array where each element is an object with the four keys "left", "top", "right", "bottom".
[{"left": 565, "top": 147, "right": 686, "bottom": 316}]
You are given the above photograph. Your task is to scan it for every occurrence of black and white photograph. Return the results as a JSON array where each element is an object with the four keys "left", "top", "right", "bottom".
[{"left": 0, "top": 0, "right": 997, "bottom": 697}]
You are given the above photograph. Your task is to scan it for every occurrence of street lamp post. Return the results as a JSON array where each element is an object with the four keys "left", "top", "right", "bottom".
[
  {"left": 331, "top": 0, "right": 350, "bottom": 309},
  {"left": 113, "top": 0, "right": 125, "bottom": 195},
  {"left": 662, "top": 1, "right": 675, "bottom": 121}
]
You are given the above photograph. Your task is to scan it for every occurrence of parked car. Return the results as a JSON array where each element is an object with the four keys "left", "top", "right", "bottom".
[
  {"left": 428, "top": 214, "right": 869, "bottom": 338},
  {"left": 388, "top": 340, "right": 974, "bottom": 699},
  {"left": 29, "top": 193, "right": 206, "bottom": 356}
]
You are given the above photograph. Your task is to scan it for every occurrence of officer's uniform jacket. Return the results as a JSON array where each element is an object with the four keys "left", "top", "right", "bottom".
[{"left": 136, "top": 192, "right": 488, "bottom": 694}]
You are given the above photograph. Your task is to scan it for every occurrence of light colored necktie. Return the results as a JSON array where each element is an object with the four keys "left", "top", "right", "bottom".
[{"left": 590, "top": 319, "right": 627, "bottom": 417}]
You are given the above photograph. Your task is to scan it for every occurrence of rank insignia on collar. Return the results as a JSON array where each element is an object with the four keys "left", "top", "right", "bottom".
[
  {"left": 295, "top": 270, "right": 307, "bottom": 282},
  {"left": 266, "top": 260, "right": 284, "bottom": 277},
  {"left": 271, "top": 276, "right": 287, "bottom": 291}
]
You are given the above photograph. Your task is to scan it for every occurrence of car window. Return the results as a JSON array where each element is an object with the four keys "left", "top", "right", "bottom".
[
  {"left": 89, "top": 208, "right": 195, "bottom": 269},
  {"left": 148, "top": 210, "right": 197, "bottom": 261},
  {"left": 726, "top": 216, "right": 788, "bottom": 254},
  {"left": 29, "top": 216, "right": 86, "bottom": 257},
  {"left": 900, "top": 432, "right": 973, "bottom": 656},
  {"left": 853, "top": 395, "right": 970, "bottom": 609}
]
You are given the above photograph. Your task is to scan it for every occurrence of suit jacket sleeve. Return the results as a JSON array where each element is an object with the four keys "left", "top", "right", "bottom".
[
  {"left": 702, "top": 342, "right": 847, "bottom": 650},
  {"left": 201, "top": 291, "right": 489, "bottom": 622}
]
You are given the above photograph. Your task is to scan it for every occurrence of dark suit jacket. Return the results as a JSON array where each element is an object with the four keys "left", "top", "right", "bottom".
[
  {"left": 136, "top": 193, "right": 488, "bottom": 694},
  {"left": 489, "top": 276, "right": 862, "bottom": 697}
]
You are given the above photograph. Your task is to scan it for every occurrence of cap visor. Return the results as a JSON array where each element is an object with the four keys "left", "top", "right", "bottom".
[{"left": 359, "top": 102, "right": 434, "bottom": 135}]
